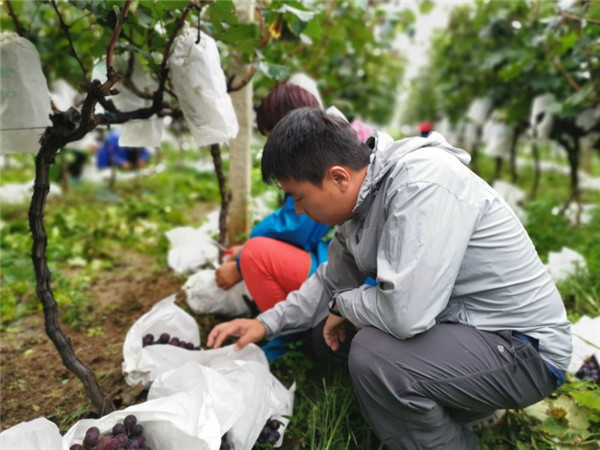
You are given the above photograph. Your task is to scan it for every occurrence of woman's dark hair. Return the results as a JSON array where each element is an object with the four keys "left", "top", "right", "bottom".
[
  {"left": 256, "top": 83, "right": 321, "bottom": 135},
  {"left": 261, "top": 107, "right": 372, "bottom": 186}
]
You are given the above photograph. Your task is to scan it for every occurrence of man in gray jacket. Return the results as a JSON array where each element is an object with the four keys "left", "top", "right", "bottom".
[{"left": 207, "top": 108, "right": 572, "bottom": 449}]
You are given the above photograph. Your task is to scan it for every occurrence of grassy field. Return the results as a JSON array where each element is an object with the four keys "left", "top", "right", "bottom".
[{"left": 1, "top": 142, "right": 599, "bottom": 448}]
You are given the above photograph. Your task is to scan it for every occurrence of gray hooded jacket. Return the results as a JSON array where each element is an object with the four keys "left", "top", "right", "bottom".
[{"left": 257, "top": 132, "right": 572, "bottom": 371}]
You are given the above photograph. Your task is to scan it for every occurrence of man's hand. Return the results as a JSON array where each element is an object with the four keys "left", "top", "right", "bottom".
[
  {"left": 207, "top": 318, "right": 267, "bottom": 350},
  {"left": 323, "top": 313, "right": 347, "bottom": 352},
  {"left": 215, "top": 261, "right": 242, "bottom": 290}
]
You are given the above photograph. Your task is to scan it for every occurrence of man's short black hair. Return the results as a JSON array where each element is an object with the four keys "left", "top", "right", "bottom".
[{"left": 261, "top": 107, "right": 372, "bottom": 186}]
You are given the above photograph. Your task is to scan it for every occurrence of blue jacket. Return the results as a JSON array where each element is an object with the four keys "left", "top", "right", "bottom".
[
  {"left": 250, "top": 196, "right": 331, "bottom": 275},
  {"left": 97, "top": 130, "right": 151, "bottom": 169}
]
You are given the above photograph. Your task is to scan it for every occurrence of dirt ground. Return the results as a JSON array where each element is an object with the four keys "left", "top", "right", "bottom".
[{"left": 0, "top": 255, "right": 193, "bottom": 432}]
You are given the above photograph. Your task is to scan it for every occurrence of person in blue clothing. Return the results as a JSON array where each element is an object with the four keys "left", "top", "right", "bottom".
[
  {"left": 215, "top": 82, "right": 328, "bottom": 313},
  {"left": 96, "top": 129, "right": 151, "bottom": 170}
]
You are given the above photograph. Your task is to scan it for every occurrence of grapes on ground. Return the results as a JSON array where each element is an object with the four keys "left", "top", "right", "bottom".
[
  {"left": 256, "top": 418, "right": 282, "bottom": 445},
  {"left": 576, "top": 355, "right": 600, "bottom": 383},
  {"left": 69, "top": 415, "right": 151, "bottom": 450},
  {"left": 142, "top": 333, "right": 201, "bottom": 350}
]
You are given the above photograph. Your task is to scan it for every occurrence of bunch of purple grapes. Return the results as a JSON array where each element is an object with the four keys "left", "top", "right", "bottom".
[
  {"left": 142, "top": 333, "right": 201, "bottom": 351},
  {"left": 576, "top": 355, "right": 600, "bottom": 383},
  {"left": 69, "top": 415, "right": 149, "bottom": 450},
  {"left": 256, "top": 418, "right": 282, "bottom": 445}
]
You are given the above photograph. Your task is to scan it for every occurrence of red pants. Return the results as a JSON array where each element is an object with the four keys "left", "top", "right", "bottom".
[{"left": 240, "top": 237, "right": 312, "bottom": 313}]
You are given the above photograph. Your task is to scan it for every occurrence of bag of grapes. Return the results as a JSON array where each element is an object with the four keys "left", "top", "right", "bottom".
[
  {"left": 148, "top": 347, "right": 295, "bottom": 449},
  {"left": 63, "top": 393, "right": 213, "bottom": 450},
  {"left": 165, "top": 227, "right": 220, "bottom": 275},
  {"left": 0, "top": 417, "right": 62, "bottom": 450},
  {"left": 148, "top": 361, "right": 243, "bottom": 447},
  {"left": 122, "top": 295, "right": 203, "bottom": 388},
  {"left": 183, "top": 269, "right": 252, "bottom": 317}
]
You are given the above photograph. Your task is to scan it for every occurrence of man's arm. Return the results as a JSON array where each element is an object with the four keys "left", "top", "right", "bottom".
[
  {"left": 257, "top": 231, "right": 365, "bottom": 338},
  {"left": 336, "top": 180, "right": 480, "bottom": 340}
]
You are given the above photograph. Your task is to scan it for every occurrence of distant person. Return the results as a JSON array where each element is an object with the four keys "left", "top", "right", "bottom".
[
  {"left": 96, "top": 129, "right": 151, "bottom": 170},
  {"left": 419, "top": 121, "right": 434, "bottom": 137}
]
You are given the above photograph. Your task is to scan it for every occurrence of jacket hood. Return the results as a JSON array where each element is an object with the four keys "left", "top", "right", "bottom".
[{"left": 354, "top": 131, "right": 471, "bottom": 213}]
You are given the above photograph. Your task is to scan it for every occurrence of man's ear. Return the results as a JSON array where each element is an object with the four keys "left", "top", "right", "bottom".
[{"left": 327, "top": 166, "right": 351, "bottom": 192}]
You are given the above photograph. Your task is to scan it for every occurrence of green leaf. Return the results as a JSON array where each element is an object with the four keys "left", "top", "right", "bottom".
[
  {"left": 587, "top": 0, "right": 600, "bottom": 21},
  {"left": 558, "top": 32, "right": 579, "bottom": 55},
  {"left": 539, "top": 417, "right": 570, "bottom": 437},
  {"left": 209, "top": 0, "right": 237, "bottom": 34},
  {"left": 256, "top": 61, "right": 291, "bottom": 80},
  {"left": 571, "top": 391, "right": 600, "bottom": 412},
  {"left": 419, "top": 1, "right": 435, "bottom": 15},
  {"left": 277, "top": 4, "right": 316, "bottom": 22}
]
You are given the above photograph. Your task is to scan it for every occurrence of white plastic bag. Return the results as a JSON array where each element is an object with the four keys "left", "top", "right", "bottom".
[
  {"left": 483, "top": 118, "right": 514, "bottom": 159},
  {"left": 122, "top": 295, "right": 203, "bottom": 388},
  {"left": 144, "top": 346, "right": 294, "bottom": 449},
  {"left": 168, "top": 27, "right": 239, "bottom": 147},
  {"left": 0, "top": 33, "right": 52, "bottom": 154},
  {"left": 0, "top": 418, "right": 62, "bottom": 450},
  {"left": 567, "top": 316, "right": 600, "bottom": 374},
  {"left": 166, "top": 226, "right": 220, "bottom": 274},
  {"left": 544, "top": 247, "right": 587, "bottom": 283},
  {"left": 529, "top": 93, "right": 556, "bottom": 140},
  {"left": 184, "top": 269, "right": 252, "bottom": 317},
  {"left": 62, "top": 393, "right": 211, "bottom": 450},
  {"left": 148, "top": 361, "right": 243, "bottom": 448}
]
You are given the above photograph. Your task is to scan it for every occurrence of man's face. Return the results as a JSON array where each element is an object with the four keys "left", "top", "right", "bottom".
[{"left": 279, "top": 172, "right": 357, "bottom": 226}]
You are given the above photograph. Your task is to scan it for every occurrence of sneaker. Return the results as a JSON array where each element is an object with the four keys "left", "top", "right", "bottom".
[{"left": 466, "top": 409, "right": 507, "bottom": 432}]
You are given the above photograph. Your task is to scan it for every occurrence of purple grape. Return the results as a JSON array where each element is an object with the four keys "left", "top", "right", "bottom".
[
  {"left": 269, "top": 429, "right": 281, "bottom": 444},
  {"left": 113, "top": 423, "right": 126, "bottom": 435},
  {"left": 115, "top": 433, "right": 128, "bottom": 445},
  {"left": 158, "top": 333, "right": 170, "bottom": 344},
  {"left": 132, "top": 436, "right": 145, "bottom": 446},
  {"left": 124, "top": 414, "right": 137, "bottom": 431},
  {"left": 142, "top": 334, "right": 154, "bottom": 347},
  {"left": 125, "top": 439, "right": 140, "bottom": 449},
  {"left": 267, "top": 419, "right": 281, "bottom": 430},
  {"left": 258, "top": 426, "right": 270, "bottom": 442},
  {"left": 97, "top": 435, "right": 113, "bottom": 450},
  {"left": 185, "top": 342, "right": 194, "bottom": 350},
  {"left": 69, "top": 445, "right": 83, "bottom": 450},
  {"left": 130, "top": 424, "right": 144, "bottom": 437},
  {"left": 108, "top": 440, "right": 121, "bottom": 450},
  {"left": 169, "top": 337, "right": 180, "bottom": 346},
  {"left": 83, "top": 430, "right": 100, "bottom": 447},
  {"left": 194, "top": 346, "right": 201, "bottom": 351}
]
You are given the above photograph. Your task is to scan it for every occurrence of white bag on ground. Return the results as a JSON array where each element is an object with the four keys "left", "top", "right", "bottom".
[
  {"left": 567, "top": 316, "right": 600, "bottom": 374},
  {"left": 544, "top": 247, "right": 587, "bottom": 283},
  {"left": 62, "top": 393, "right": 211, "bottom": 450},
  {"left": 483, "top": 118, "right": 514, "bottom": 159},
  {"left": 166, "top": 226, "right": 220, "bottom": 274},
  {"left": 184, "top": 269, "right": 252, "bottom": 317},
  {"left": 168, "top": 26, "right": 239, "bottom": 147},
  {"left": 148, "top": 361, "right": 243, "bottom": 447},
  {"left": 0, "top": 417, "right": 62, "bottom": 450},
  {"left": 0, "top": 33, "right": 52, "bottom": 154},
  {"left": 122, "top": 295, "right": 203, "bottom": 388}
]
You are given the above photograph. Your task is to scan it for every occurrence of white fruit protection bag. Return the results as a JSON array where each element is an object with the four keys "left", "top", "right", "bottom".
[
  {"left": 122, "top": 295, "right": 203, "bottom": 388},
  {"left": 168, "top": 26, "right": 239, "bottom": 147},
  {"left": 183, "top": 269, "right": 252, "bottom": 317},
  {"left": 0, "top": 418, "right": 63, "bottom": 450},
  {"left": 149, "top": 345, "right": 295, "bottom": 450},
  {"left": 165, "top": 226, "right": 220, "bottom": 275},
  {"left": 0, "top": 33, "right": 52, "bottom": 155},
  {"left": 62, "top": 393, "right": 212, "bottom": 450}
]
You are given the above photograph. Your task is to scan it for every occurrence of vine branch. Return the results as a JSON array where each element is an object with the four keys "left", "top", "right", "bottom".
[
  {"left": 5, "top": 0, "right": 27, "bottom": 36},
  {"left": 106, "top": 0, "right": 132, "bottom": 80},
  {"left": 51, "top": 0, "right": 88, "bottom": 78}
]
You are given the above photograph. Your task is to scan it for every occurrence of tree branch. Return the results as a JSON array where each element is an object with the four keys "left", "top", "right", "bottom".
[
  {"left": 560, "top": 11, "right": 600, "bottom": 25},
  {"left": 5, "top": 0, "right": 27, "bottom": 36},
  {"left": 552, "top": 57, "right": 581, "bottom": 91},
  {"left": 50, "top": 0, "right": 88, "bottom": 78},
  {"left": 210, "top": 144, "right": 231, "bottom": 247},
  {"left": 106, "top": 0, "right": 132, "bottom": 80}
]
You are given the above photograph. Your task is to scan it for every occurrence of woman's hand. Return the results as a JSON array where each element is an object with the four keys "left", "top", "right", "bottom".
[
  {"left": 215, "top": 260, "right": 242, "bottom": 290},
  {"left": 207, "top": 318, "right": 267, "bottom": 350}
]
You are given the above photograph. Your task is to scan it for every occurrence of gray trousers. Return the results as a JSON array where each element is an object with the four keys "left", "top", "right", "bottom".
[{"left": 314, "top": 322, "right": 557, "bottom": 449}]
